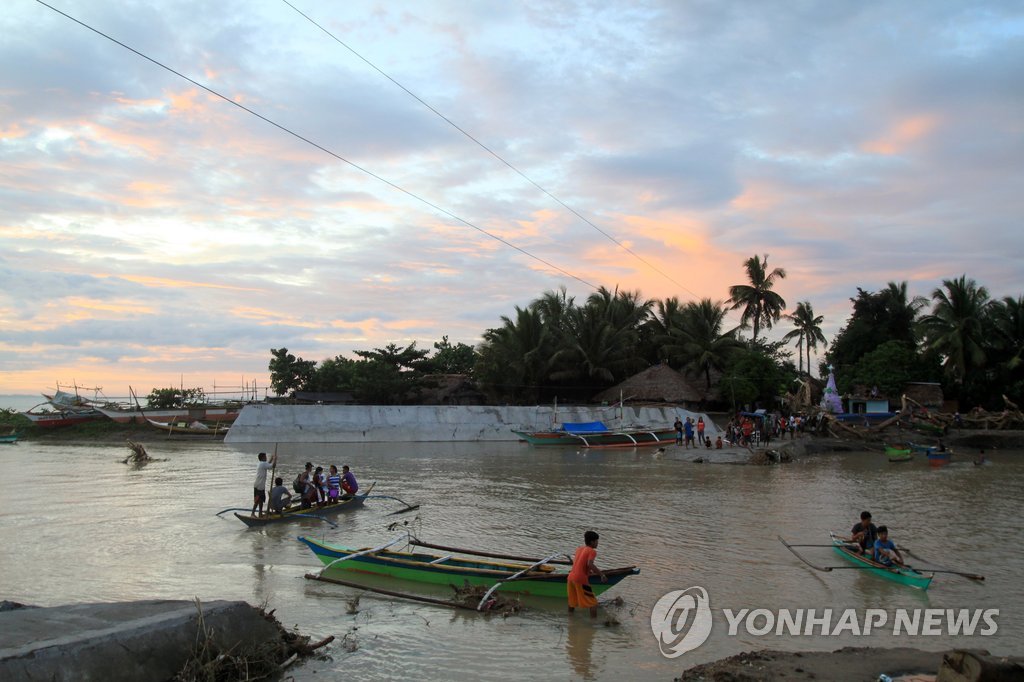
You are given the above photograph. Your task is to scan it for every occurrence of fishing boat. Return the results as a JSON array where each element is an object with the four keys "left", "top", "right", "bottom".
[
  {"left": 513, "top": 421, "right": 676, "bottom": 448},
  {"left": 146, "top": 418, "right": 230, "bottom": 437},
  {"left": 885, "top": 445, "right": 913, "bottom": 462},
  {"left": 298, "top": 535, "right": 640, "bottom": 599},
  {"left": 233, "top": 488, "right": 371, "bottom": 527},
  {"left": 21, "top": 406, "right": 104, "bottom": 428},
  {"left": 829, "top": 531, "right": 933, "bottom": 590},
  {"left": 927, "top": 450, "right": 952, "bottom": 467},
  {"left": 0, "top": 431, "right": 18, "bottom": 444},
  {"left": 96, "top": 404, "right": 243, "bottom": 424}
]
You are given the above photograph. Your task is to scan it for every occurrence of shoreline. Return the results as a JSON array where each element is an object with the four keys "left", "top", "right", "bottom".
[{"left": 677, "top": 646, "right": 1023, "bottom": 681}]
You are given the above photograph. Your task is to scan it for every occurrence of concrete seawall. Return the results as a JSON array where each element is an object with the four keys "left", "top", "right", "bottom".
[{"left": 224, "top": 404, "right": 717, "bottom": 444}]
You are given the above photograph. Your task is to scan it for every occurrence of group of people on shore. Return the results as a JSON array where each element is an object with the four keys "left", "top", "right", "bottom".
[
  {"left": 673, "top": 416, "right": 722, "bottom": 449},
  {"left": 844, "top": 510, "right": 904, "bottom": 567},
  {"left": 251, "top": 451, "right": 359, "bottom": 517}
]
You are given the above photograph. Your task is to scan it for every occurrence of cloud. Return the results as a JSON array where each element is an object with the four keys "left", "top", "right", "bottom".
[{"left": 0, "top": 1, "right": 1022, "bottom": 394}]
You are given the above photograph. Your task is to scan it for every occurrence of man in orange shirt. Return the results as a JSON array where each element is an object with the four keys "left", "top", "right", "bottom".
[{"left": 567, "top": 530, "right": 607, "bottom": 618}]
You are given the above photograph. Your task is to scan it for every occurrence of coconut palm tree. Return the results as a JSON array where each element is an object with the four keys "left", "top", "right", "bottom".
[
  {"left": 782, "top": 301, "right": 827, "bottom": 376},
  {"left": 918, "top": 275, "right": 991, "bottom": 388},
  {"left": 988, "top": 295, "right": 1024, "bottom": 372},
  {"left": 880, "top": 281, "right": 928, "bottom": 345},
  {"left": 660, "top": 299, "right": 743, "bottom": 389},
  {"left": 478, "top": 306, "right": 552, "bottom": 402},
  {"left": 728, "top": 254, "right": 787, "bottom": 341}
]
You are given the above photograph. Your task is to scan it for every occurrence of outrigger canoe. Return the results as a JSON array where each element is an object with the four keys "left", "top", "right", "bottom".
[
  {"left": 298, "top": 535, "right": 640, "bottom": 599},
  {"left": 514, "top": 421, "right": 676, "bottom": 449},
  {"left": 830, "top": 531, "right": 933, "bottom": 590},
  {"left": 234, "top": 487, "right": 370, "bottom": 527},
  {"left": 885, "top": 445, "right": 913, "bottom": 462}
]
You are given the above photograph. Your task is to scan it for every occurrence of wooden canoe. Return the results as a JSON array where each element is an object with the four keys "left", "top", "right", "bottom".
[
  {"left": 829, "top": 531, "right": 933, "bottom": 590},
  {"left": 234, "top": 489, "right": 369, "bottom": 527},
  {"left": 299, "top": 536, "right": 639, "bottom": 599}
]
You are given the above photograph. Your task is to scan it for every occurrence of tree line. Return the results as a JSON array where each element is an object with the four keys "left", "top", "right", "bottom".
[{"left": 268, "top": 256, "right": 1023, "bottom": 411}]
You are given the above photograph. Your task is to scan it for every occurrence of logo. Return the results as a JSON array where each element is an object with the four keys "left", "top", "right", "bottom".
[{"left": 650, "top": 586, "right": 713, "bottom": 658}]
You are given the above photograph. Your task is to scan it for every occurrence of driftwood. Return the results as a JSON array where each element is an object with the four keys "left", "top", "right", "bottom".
[
  {"left": 122, "top": 439, "right": 152, "bottom": 465},
  {"left": 938, "top": 649, "right": 1024, "bottom": 682}
]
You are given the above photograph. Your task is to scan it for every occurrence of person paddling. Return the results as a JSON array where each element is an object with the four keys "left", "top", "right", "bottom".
[
  {"left": 251, "top": 451, "right": 277, "bottom": 517},
  {"left": 847, "top": 511, "right": 878, "bottom": 555}
]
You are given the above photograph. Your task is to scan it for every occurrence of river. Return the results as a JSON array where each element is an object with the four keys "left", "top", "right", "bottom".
[{"left": 0, "top": 439, "right": 1020, "bottom": 680}]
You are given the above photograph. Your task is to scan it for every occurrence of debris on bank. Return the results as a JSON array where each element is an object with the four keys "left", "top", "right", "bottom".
[{"left": 0, "top": 598, "right": 332, "bottom": 682}]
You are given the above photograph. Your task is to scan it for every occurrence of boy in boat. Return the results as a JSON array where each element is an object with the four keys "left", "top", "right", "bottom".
[
  {"left": 873, "top": 526, "right": 905, "bottom": 567},
  {"left": 567, "top": 530, "right": 607, "bottom": 618},
  {"left": 847, "top": 511, "right": 878, "bottom": 555},
  {"left": 340, "top": 464, "right": 359, "bottom": 498},
  {"left": 268, "top": 477, "right": 292, "bottom": 514},
  {"left": 251, "top": 451, "right": 277, "bottom": 517}
]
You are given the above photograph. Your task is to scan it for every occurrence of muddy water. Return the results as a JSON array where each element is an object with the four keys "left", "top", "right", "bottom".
[{"left": 0, "top": 440, "right": 1020, "bottom": 680}]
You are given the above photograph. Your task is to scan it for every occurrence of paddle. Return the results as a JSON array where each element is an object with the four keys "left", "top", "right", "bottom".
[
  {"left": 266, "top": 442, "right": 278, "bottom": 517},
  {"left": 901, "top": 548, "right": 985, "bottom": 581}
]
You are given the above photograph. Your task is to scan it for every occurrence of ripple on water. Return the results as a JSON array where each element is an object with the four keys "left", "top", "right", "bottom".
[{"left": 0, "top": 441, "right": 1020, "bottom": 679}]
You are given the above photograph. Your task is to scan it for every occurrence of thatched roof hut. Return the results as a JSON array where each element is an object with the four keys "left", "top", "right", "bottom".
[
  {"left": 593, "top": 364, "right": 705, "bottom": 407},
  {"left": 902, "top": 382, "right": 944, "bottom": 409}
]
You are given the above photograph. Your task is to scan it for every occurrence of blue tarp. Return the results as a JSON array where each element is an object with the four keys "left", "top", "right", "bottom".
[{"left": 561, "top": 421, "right": 609, "bottom": 433}]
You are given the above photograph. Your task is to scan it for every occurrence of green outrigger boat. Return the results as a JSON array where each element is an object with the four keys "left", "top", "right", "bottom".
[
  {"left": 298, "top": 535, "right": 640, "bottom": 599},
  {"left": 829, "top": 531, "right": 933, "bottom": 590},
  {"left": 885, "top": 445, "right": 913, "bottom": 462}
]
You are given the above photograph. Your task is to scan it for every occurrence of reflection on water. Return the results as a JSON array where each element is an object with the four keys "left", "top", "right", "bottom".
[{"left": 0, "top": 440, "right": 1021, "bottom": 680}]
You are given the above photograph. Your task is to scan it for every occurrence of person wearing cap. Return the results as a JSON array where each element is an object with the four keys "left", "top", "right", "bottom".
[{"left": 251, "top": 450, "right": 277, "bottom": 517}]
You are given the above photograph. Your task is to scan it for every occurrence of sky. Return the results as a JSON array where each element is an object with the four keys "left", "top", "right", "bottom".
[{"left": 2, "top": 1, "right": 1023, "bottom": 399}]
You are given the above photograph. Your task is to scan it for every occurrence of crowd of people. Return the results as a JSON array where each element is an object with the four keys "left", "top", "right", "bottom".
[
  {"left": 250, "top": 451, "right": 359, "bottom": 517},
  {"left": 722, "top": 412, "right": 821, "bottom": 447}
]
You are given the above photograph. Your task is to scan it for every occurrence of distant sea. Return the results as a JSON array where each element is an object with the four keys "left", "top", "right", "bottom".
[{"left": 0, "top": 394, "right": 43, "bottom": 412}]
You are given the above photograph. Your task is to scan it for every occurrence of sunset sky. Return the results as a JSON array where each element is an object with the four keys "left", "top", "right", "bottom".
[{"left": 2, "top": 1, "right": 1022, "bottom": 398}]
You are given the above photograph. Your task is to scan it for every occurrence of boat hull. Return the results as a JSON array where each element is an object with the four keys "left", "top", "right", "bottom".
[
  {"left": 829, "top": 532, "right": 932, "bottom": 590},
  {"left": 0, "top": 434, "right": 18, "bottom": 444},
  {"left": 97, "top": 406, "right": 242, "bottom": 424},
  {"left": 885, "top": 447, "right": 913, "bottom": 462},
  {"left": 21, "top": 410, "right": 103, "bottom": 428},
  {"left": 299, "top": 537, "right": 639, "bottom": 598},
  {"left": 514, "top": 428, "right": 676, "bottom": 449},
  {"left": 235, "top": 493, "right": 367, "bottom": 527},
  {"left": 927, "top": 452, "right": 952, "bottom": 468}
]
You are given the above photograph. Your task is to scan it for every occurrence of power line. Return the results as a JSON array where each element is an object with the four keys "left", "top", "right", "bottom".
[
  {"left": 35, "top": 0, "right": 598, "bottom": 291},
  {"left": 281, "top": 0, "right": 698, "bottom": 298}
]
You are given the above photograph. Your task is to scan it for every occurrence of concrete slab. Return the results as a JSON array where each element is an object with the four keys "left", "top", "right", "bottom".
[{"left": 0, "top": 599, "right": 282, "bottom": 681}]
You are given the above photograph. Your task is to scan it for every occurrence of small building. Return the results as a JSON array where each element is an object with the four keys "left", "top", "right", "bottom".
[
  {"left": 902, "top": 382, "right": 944, "bottom": 410},
  {"left": 845, "top": 385, "right": 891, "bottom": 414}
]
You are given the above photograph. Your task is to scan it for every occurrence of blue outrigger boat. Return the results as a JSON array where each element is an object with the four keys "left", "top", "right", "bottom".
[{"left": 513, "top": 421, "right": 676, "bottom": 448}]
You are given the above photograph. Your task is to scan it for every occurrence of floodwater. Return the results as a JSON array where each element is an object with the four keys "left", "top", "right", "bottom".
[{"left": 0, "top": 439, "right": 1021, "bottom": 680}]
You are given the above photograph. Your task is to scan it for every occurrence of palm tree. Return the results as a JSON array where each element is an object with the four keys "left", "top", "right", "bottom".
[
  {"left": 880, "top": 281, "right": 928, "bottom": 345},
  {"left": 989, "top": 295, "right": 1024, "bottom": 372},
  {"left": 728, "top": 254, "right": 787, "bottom": 341},
  {"left": 782, "top": 301, "right": 827, "bottom": 376},
  {"left": 918, "top": 275, "right": 991, "bottom": 388},
  {"left": 478, "top": 306, "right": 552, "bottom": 402},
  {"left": 660, "top": 299, "right": 743, "bottom": 389}
]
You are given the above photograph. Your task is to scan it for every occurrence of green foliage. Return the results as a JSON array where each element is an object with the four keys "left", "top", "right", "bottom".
[
  {"left": 268, "top": 348, "right": 317, "bottom": 397},
  {"left": 826, "top": 282, "right": 926, "bottom": 375},
  {"left": 843, "top": 341, "right": 923, "bottom": 396},
  {"left": 424, "top": 336, "right": 477, "bottom": 374},
  {"left": 728, "top": 254, "right": 787, "bottom": 341},
  {"left": 350, "top": 342, "right": 431, "bottom": 404},
  {"left": 720, "top": 349, "right": 791, "bottom": 411},
  {"left": 145, "top": 387, "right": 207, "bottom": 408}
]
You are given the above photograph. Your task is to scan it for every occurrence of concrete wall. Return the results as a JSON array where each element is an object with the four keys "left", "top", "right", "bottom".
[{"left": 225, "top": 404, "right": 718, "bottom": 444}]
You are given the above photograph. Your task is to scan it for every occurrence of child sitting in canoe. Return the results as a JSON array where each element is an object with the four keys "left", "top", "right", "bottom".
[
  {"left": 873, "top": 526, "right": 905, "bottom": 567},
  {"left": 567, "top": 530, "right": 607, "bottom": 618}
]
